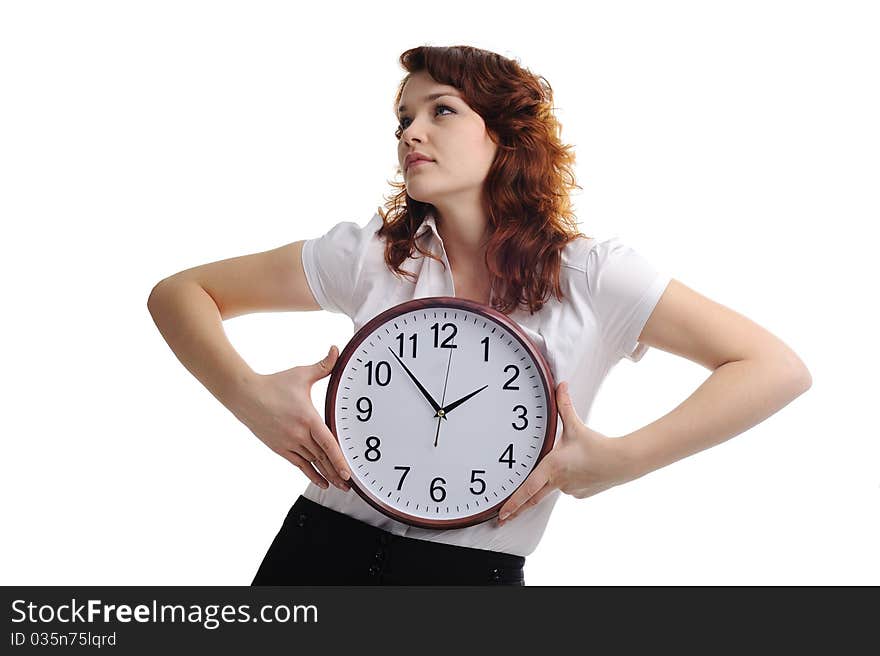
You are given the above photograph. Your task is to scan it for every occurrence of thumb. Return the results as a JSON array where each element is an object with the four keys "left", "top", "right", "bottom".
[
  {"left": 556, "top": 381, "right": 581, "bottom": 423},
  {"left": 312, "top": 345, "right": 339, "bottom": 379}
]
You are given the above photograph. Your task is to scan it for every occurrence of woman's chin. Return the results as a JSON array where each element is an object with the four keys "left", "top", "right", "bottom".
[{"left": 404, "top": 186, "right": 435, "bottom": 204}]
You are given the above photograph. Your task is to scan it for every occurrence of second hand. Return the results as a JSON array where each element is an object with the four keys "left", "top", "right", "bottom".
[{"left": 434, "top": 347, "right": 454, "bottom": 447}]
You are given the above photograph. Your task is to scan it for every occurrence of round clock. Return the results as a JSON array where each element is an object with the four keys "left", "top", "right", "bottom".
[{"left": 324, "top": 296, "right": 558, "bottom": 530}]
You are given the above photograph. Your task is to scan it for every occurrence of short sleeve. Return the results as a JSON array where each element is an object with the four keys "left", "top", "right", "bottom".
[
  {"left": 585, "top": 237, "right": 672, "bottom": 362},
  {"left": 301, "top": 213, "right": 380, "bottom": 317}
]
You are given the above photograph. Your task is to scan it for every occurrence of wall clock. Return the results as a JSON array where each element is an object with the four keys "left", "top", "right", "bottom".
[{"left": 325, "top": 296, "right": 557, "bottom": 529}]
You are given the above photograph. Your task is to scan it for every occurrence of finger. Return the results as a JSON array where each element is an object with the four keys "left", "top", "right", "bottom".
[
  {"left": 305, "top": 432, "right": 346, "bottom": 490},
  {"left": 309, "top": 418, "right": 351, "bottom": 482},
  {"left": 557, "top": 381, "right": 581, "bottom": 424},
  {"left": 311, "top": 456, "right": 350, "bottom": 492},
  {"left": 291, "top": 444, "right": 320, "bottom": 467},
  {"left": 278, "top": 449, "right": 330, "bottom": 490},
  {"left": 498, "top": 465, "right": 553, "bottom": 523},
  {"left": 296, "top": 436, "right": 343, "bottom": 490},
  {"left": 498, "top": 481, "right": 554, "bottom": 525}
]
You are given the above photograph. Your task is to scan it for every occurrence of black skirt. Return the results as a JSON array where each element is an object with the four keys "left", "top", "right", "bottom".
[{"left": 251, "top": 495, "right": 526, "bottom": 586}]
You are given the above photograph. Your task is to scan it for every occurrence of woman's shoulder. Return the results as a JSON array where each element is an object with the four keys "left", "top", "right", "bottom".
[{"left": 559, "top": 234, "right": 598, "bottom": 273}]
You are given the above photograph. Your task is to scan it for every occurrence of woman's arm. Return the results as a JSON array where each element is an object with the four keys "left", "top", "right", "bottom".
[
  {"left": 146, "top": 239, "right": 320, "bottom": 418},
  {"left": 616, "top": 356, "right": 811, "bottom": 481},
  {"left": 147, "top": 241, "right": 353, "bottom": 488},
  {"left": 616, "top": 278, "right": 812, "bottom": 480},
  {"left": 147, "top": 279, "right": 261, "bottom": 419},
  {"left": 497, "top": 278, "right": 812, "bottom": 523}
]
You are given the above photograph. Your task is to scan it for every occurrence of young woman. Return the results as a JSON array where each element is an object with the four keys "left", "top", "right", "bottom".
[{"left": 148, "top": 45, "right": 812, "bottom": 585}]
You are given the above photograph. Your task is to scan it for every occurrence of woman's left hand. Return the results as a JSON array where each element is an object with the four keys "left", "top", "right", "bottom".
[{"left": 497, "top": 381, "right": 640, "bottom": 526}]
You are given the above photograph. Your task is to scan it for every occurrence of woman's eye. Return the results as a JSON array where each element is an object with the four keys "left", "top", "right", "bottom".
[{"left": 396, "top": 104, "right": 455, "bottom": 133}]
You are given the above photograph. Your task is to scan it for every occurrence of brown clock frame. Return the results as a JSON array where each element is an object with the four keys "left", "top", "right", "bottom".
[{"left": 324, "top": 296, "right": 558, "bottom": 530}]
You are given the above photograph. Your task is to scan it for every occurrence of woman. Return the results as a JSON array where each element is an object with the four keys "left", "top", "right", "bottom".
[{"left": 147, "top": 45, "right": 812, "bottom": 585}]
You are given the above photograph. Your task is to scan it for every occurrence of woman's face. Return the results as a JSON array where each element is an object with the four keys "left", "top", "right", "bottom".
[{"left": 396, "top": 71, "right": 498, "bottom": 206}]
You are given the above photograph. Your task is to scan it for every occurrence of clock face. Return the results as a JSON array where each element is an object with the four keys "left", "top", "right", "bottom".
[{"left": 325, "top": 297, "right": 557, "bottom": 529}]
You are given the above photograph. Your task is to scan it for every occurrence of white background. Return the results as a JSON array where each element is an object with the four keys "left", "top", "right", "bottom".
[{"left": 1, "top": 0, "right": 876, "bottom": 585}]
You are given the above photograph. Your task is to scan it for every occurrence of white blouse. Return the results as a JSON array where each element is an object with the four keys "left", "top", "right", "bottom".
[{"left": 300, "top": 209, "right": 672, "bottom": 557}]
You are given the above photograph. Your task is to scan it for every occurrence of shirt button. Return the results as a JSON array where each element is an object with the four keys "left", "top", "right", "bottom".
[
  {"left": 374, "top": 550, "right": 385, "bottom": 562},
  {"left": 489, "top": 567, "right": 502, "bottom": 582},
  {"left": 297, "top": 513, "right": 307, "bottom": 527},
  {"left": 368, "top": 564, "right": 381, "bottom": 576}
]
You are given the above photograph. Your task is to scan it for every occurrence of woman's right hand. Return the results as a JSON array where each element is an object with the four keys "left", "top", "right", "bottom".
[{"left": 236, "top": 345, "right": 351, "bottom": 491}]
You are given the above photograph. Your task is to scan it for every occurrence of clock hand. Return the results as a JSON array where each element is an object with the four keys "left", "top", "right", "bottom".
[
  {"left": 386, "top": 346, "right": 443, "bottom": 416},
  {"left": 440, "top": 384, "right": 490, "bottom": 416},
  {"left": 435, "top": 348, "right": 453, "bottom": 446},
  {"left": 433, "top": 416, "right": 442, "bottom": 448}
]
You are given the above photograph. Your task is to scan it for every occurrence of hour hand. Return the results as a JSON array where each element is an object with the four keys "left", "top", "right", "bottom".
[
  {"left": 440, "top": 384, "right": 489, "bottom": 416},
  {"left": 386, "top": 346, "right": 443, "bottom": 415}
]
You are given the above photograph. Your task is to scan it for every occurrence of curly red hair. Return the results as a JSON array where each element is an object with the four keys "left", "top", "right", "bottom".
[{"left": 375, "top": 44, "right": 589, "bottom": 316}]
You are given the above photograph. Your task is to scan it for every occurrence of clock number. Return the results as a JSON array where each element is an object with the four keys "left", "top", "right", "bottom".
[
  {"left": 502, "top": 364, "right": 520, "bottom": 390},
  {"left": 430, "top": 477, "right": 447, "bottom": 502},
  {"left": 394, "top": 466, "right": 411, "bottom": 490},
  {"left": 512, "top": 404, "right": 528, "bottom": 430},
  {"left": 469, "top": 469, "right": 486, "bottom": 495},
  {"left": 364, "top": 436, "right": 381, "bottom": 462},
  {"left": 430, "top": 322, "right": 458, "bottom": 348},
  {"left": 395, "top": 332, "right": 417, "bottom": 358},
  {"left": 355, "top": 396, "right": 372, "bottom": 422},
  {"left": 481, "top": 336, "right": 489, "bottom": 362},
  {"left": 365, "top": 360, "right": 392, "bottom": 386},
  {"left": 499, "top": 443, "right": 516, "bottom": 469}
]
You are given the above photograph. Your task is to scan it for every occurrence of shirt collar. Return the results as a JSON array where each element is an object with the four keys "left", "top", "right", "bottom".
[{"left": 414, "top": 210, "right": 438, "bottom": 239}]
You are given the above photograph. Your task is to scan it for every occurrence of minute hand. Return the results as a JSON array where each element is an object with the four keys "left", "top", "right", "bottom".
[
  {"left": 386, "top": 346, "right": 443, "bottom": 415},
  {"left": 440, "top": 384, "right": 489, "bottom": 416}
]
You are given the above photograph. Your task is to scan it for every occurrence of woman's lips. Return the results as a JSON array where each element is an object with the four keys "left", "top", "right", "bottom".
[{"left": 407, "top": 159, "right": 433, "bottom": 171}]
